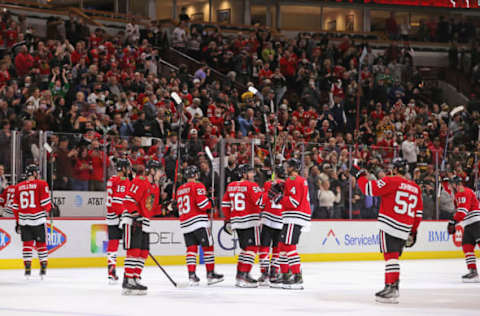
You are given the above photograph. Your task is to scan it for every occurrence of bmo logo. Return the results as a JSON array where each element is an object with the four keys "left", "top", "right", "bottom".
[{"left": 452, "top": 225, "right": 464, "bottom": 248}]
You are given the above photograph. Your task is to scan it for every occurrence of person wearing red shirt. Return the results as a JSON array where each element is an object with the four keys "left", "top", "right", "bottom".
[
  {"left": 120, "top": 160, "right": 161, "bottom": 295},
  {"left": 105, "top": 158, "right": 131, "bottom": 283},
  {"left": 14, "top": 45, "right": 34, "bottom": 77},
  {"left": 88, "top": 140, "right": 108, "bottom": 191},
  {"left": 73, "top": 147, "right": 92, "bottom": 191},
  {"left": 176, "top": 165, "right": 224, "bottom": 286},
  {"left": 222, "top": 164, "right": 263, "bottom": 288},
  {"left": 428, "top": 137, "right": 444, "bottom": 166},
  {"left": 447, "top": 176, "right": 480, "bottom": 283},
  {"left": 12, "top": 164, "right": 51, "bottom": 279},
  {"left": 258, "top": 63, "right": 273, "bottom": 82},
  {"left": 353, "top": 158, "right": 423, "bottom": 303}
]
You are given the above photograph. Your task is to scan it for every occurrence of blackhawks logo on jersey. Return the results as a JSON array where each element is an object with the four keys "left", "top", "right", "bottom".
[{"left": 145, "top": 193, "right": 155, "bottom": 211}]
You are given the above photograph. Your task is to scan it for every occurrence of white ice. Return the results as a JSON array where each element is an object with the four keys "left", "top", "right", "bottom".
[{"left": 0, "top": 259, "right": 479, "bottom": 316}]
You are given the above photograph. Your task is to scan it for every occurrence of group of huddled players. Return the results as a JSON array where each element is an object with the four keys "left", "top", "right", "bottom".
[{"left": 3, "top": 156, "right": 480, "bottom": 303}]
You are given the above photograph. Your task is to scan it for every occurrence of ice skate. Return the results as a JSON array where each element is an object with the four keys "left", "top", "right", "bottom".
[
  {"left": 375, "top": 282, "right": 399, "bottom": 304},
  {"left": 189, "top": 272, "right": 200, "bottom": 286},
  {"left": 122, "top": 277, "right": 140, "bottom": 295},
  {"left": 207, "top": 271, "right": 224, "bottom": 285},
  {"left": 108, "top": 264, "right": 119, "bottom": 284},
  {"left": 39, "top": 262, "right": 47, "bottom": 280},
  {"left": 258, "top": 270, "right": 269, "bottom": 287},
  {"left": 235, "top": 272, "right": 258, "bottom": 288},
  {"left": 270, "top": 273, "right": 285, "bottom": 288},
  {"left": 283, "top": 273, "right": 303, "bottom": 290},
  {"left": 134, "top": 278, "right": 148, "bottom": 295},
  {"left": 462, "top": 269, "right": 480, "bottom": 283},
  {"left": 24, "top": 262, "right": 31, "bottom": 280}
]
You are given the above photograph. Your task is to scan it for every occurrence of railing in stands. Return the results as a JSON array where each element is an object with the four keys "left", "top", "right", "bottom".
[{"left": 162, "top": 47, "right": 246, "bottom": 91}]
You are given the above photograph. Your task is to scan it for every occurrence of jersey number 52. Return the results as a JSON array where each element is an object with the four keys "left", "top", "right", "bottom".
[{"left": 393, "top": 191, "right": 417, "bottom": 218}]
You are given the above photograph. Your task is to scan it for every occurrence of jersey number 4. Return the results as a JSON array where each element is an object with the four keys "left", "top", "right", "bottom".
[{"left": 393, "top": 191, "right": 417, "bottom": 218}]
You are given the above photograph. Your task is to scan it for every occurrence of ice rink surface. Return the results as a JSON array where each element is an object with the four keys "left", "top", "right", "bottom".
[{"left": 0, "top": 259, "right": 479, "bottom": 316}]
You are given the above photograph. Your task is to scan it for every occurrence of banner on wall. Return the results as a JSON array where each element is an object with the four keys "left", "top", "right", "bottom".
[
  {"left": 52, "top": 191, "right": 106, "bottom": 217},
  {"left": 0, "top": 219, "right": 464, "bottom": 263}
]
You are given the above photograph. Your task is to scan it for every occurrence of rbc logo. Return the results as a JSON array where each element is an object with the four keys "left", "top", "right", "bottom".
[
  {"left": 74, "top": 195, "right": 83, "bottom": 207},
  {"left": 0, "top": 228, "right": 11, "bottom": 251},
  {"left": 47, "top": 224, "right": 67, "bottom": 254}
]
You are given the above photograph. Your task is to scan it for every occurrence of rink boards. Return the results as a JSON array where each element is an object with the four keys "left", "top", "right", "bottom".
[{"left": 0, "top": 219, "right": 477, "bottom": 269}]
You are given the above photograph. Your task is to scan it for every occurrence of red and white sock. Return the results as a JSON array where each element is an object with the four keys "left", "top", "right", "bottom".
[
  {"left": 23, "top": 241, "right": 34, "bottom": 266},
  {"left": 36, "top": 242, "right": 48, "bottom": 264},
  {"left": 271, "top": 246, "right": 280, "bottom": 273},
  {"left": 238, "top": 246, "right": 257, "bottom": 273},
  {"left": 384, "top": 252, "right": 400, "bottom": 284},
  {"left": 186, "top": 245, "right": 198, "bottom": 273},
  {"left": 463, "top": 244, "right": 477, "bottom": 270},
  {"left": 107, "top": 239, "right": 120, "bottom": 268},
  {"left": 203, "top": 246, "right": 215, "bottom": 272},
  {"left": 258, "top": 246, "right": 270, "bottom": 273},
  {"left": 124, "top": 249, "right": 140, "bottom": 279}
]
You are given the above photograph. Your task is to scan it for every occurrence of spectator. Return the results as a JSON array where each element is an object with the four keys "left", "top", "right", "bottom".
[
  {"left": 316, "top": 179, "right": 341, "bottom": 219},
  {"left": 386, "top": 12, "right": 399, "bottom": 40},
  {"left": 88, "top": 140, "right": 107, "bottom": 191},
  {"left": 72, "top": 146, "right": 91, "bottom": 191},
  {"left": 14, "top": 45, "right": 33, "bottom": 77}
]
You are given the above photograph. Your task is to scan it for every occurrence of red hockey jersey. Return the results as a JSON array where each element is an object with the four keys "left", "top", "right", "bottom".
[
  {"left": 280, "top": 175, "right": 312, "bottom": 231},
  {"left": 262, "top": 179, "right": 285, "bottom": 230},
  {"left": 12, "top": 179, "right": 51, "bottom": 226},
  {"left": 176, "top": 181, "right": 211, "bottom": 233},
  {"left": 106, "top": 176, "right": 130, "bottom": 225},
  {"left": 222, "top": 180, "right": 263, "bottom": 229},
  {"left": 358, "top": 175, "right": 423, "bottom": 240},
  {"left": 0, "top": 184, "right": 16, "bottom": 217},
  {"left": 453, "top": 186, "right": 480, "bottom": 227},
  {"left": 123, "top": 175, "right": 158, "bottom": 232}
]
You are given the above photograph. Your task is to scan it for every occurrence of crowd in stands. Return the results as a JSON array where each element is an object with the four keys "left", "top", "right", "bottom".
[{"left": 0, "top": 8, "right": 479, "bottom": 219}]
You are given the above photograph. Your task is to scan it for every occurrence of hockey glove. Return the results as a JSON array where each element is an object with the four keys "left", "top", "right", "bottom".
[
  {"left": 15, "top": 221, "right": 20, "bottom": 234},
  {"left": 447, "top": 219, "right": 456, "bottom": 235},
  {"left": 223, "top": 221, "right": 233, "bottom": 235},
  {"left": 349, "top": 160, "right": 367, "bottom": 179},
  {"left": 405, "top": 230, "right": 417, "bottom": 248},
  {"left": 268, "top": 182, "right": 285, "bottom": 204}
]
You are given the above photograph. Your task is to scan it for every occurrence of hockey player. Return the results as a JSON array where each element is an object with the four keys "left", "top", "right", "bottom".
[
  {"left": 12, "top": 164, "right": 52, "bottom": 279},
  {"left": 268, "top": 158, "right": 311, "bottom": 290},
  {"left": 222, "top": 164, "right": 263, "bottom": 288},
  {"left": 120, "top": 160, "right": 161, "bottom": 295},
  {"left": 1, "top": 181, "right": 16, "bottom": 217},
  {"left": 258, "top": 165, "right": 286, "bottom": 286},
  {"left": 176, "top": 165, "right": 224, "bottom": 286},
  {"left": 447, "top": 176, "right": 480, "bottom": 282},
  {"left": 351, "top": 157, "right": 423, "bottom": 303},
  {"left": 105, "top": 157, "right": 131, "bottom": 283}
]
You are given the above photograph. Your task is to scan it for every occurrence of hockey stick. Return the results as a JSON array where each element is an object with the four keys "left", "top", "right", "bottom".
[
  {"left": 43, "top": 142, "right": 54, "bottom": 235},
  {"left": 441, "top": 105, "right": 465, "bottom": 171},
  {"left": 171, "top": 92, "right": 184, "bottom": 202},
  {"left": 204, "top": 145, "right": 215, "bottom": 243},
  {"left": 148, "top": 252, "right": 189, "bottom": 288}
]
